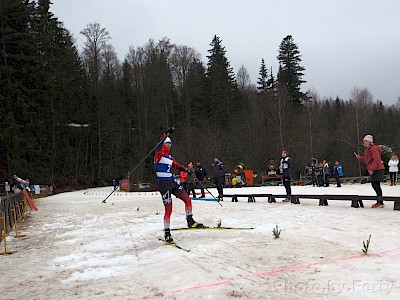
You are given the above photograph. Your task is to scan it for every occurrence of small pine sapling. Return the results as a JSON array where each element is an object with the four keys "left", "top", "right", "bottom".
[
  {"left": 272, "top": 225, "right": 281, "bottom": 239},
  {"left": 362, "top": 235, "right": 371, "bottom": 254}
]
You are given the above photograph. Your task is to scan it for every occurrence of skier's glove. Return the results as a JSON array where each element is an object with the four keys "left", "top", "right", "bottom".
[{"left": 165, "top": 127, "right": 174, "bottom": 135}]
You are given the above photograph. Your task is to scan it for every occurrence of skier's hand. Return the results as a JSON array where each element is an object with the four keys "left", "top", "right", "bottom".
[
  {"left": 181, "top": 166, "right": 188, "bottom": 172},
  {"left": 368, "top": 170, "right": 373, "bottom": 175},
  {"left": 194, "top": 178, "right": 199, "bottom": 183},
  {"left": 165, "top": 127, "right": 174, "bottom": 135}
]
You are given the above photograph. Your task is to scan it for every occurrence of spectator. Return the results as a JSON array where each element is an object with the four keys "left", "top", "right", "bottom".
[
  {"left": 309, "top": 161, "right": 317, "bottom": 186},
  {"left": 388, "top": 154, "right": 399, "bottom": 186},
  {"left": 195, "top": 160, "right": 207, "bottom": 198},
  {"left": 323, "top": 160, "right": 330, "bottom": 187},
  {"left": 112, "top": 179, "right": 118, "bottom": 190},
  {"left": 333, "top": 161, "right": 342, "bottom": 187},
  {"left": 315, "top": 162, "right": 324, "bottom": 187},
  {"left": 211, "top": 157, "right": 224, "bottom": 200},
  {"left": 280, "top": 149, "right": 292, "bottom": 202},
  {"left": 186, "top": 162, "right": 196, "bottom": 198},
  {"left": 179, "top": 169, "right": 187, "bottom": 191},
  {"left": 355, "top": 134, "right": 385, "bottom": 208}
]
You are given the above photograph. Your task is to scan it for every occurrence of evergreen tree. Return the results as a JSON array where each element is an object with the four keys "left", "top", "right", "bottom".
[
  {"left": 277, "top": 35, "right": 306, "bottom": 104},
  {"left": 257, "top": 58, "right": 268, "bottom": 93},
  {"left": 32, "top": 0, "right": 89, "bottom": 183},
  {"left": 0, "top": 0, "right": 39, "bottom": 177},
  {"left": 267, "top": 67, "right": 276, "bottom": 92},
  {"left": 206, "top": 35, "right": 237, "bottom": 126}
]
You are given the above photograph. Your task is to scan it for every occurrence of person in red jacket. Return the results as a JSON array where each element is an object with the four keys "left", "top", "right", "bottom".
[
  {"left": 355, "top": 134, "right": 385, "bottom": 208},
  {"left": 154, "top": 128, "right": 204, "bottom": 243}
]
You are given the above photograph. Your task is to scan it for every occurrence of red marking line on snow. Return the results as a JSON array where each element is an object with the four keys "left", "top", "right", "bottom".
[{"left": 171, "top": 246, "right": 400, "bottom": 294}]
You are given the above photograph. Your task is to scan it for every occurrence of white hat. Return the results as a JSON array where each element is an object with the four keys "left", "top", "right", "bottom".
[
  {"left": 363, "top": 134, "right": 373, "bottom": 143},
  {"left": 164, "top": 137, "right": 172, "bottom": 144}
]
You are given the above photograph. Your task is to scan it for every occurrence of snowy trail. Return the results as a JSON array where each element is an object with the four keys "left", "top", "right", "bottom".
[{"left": 1, "top": 184, "right": 400, "bottom": 299}]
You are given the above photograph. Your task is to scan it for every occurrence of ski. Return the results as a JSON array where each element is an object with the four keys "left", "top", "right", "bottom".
[
  {"left": 170, "top": 226, "right": 254, "bottom": 231},
  {"left": 158, "top": 239, "right": 191, "bottom": 252},
  {"left": 191, "top": 197, "right": 219, "bottom": 202}
]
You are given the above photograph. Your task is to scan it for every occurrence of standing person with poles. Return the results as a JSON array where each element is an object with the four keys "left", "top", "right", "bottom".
[
  {"left": 154, "top": 128, "right": 204, "bottom": 243},
  {"left": 280, "top": 148, "right": 292, "bottom": 202},
  {"left": 195, "top": 160, "right": 207, "bottom": 198},
  {"left": 211, "top": 157, "right": 224, "bottom": 201},
  {"left": 355, "top": 134, "right": 385, "bottom": 208},
  {"left": 186, "top": 162, "right": 196, "bottom": 198}
]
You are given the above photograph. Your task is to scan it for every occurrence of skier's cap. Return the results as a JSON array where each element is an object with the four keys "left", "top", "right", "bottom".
[
  {"left": 363, "top": 134, "right": 373, "bottom": 143},
  {"left": 164, "top": 137, "right": 172, "bottom": 145}
]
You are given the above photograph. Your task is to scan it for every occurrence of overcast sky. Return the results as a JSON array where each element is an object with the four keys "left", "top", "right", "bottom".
[{"left": 51, "top": 0, "right": 400, "bottom": 105}]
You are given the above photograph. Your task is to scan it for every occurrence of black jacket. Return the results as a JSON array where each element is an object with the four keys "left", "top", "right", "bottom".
[
  {"left": 195, "top": 166, "right": 207, "bottom": 181},
  {"left": 212, "top": 161, "right": 224, "bottom": 178},
  {"left": 280, "top": 156, "right": 292, "bottom": 178}
]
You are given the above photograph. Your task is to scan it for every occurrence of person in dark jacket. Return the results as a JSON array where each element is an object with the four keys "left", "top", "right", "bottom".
[
  {"left": 323, "top": 160, "right": 330, "bottom": 187},
  {"left": 186, "top": 162, "right": 196, "bottom": 198},
  {"left": 112, "top": 179, "right": 118, "bottom": 190},
  {"left": 280, "top": 149, "right": 292, "bottom": 202},
  {"left": 195, "top": 160, "right": 207, "bottom": 198},
  {"left": 211, "top": 157, "right": 224, "bottom": 200},
  {"left": 355, "top": 134, "right": 385, "bottom": 208}
]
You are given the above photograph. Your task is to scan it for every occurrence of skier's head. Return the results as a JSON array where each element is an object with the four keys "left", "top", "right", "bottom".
[
  {"left": 188, "top": 162, "right": 193, "bottom": 168},
  {"left": 162, "top": 137, "right": 172, "bottom": 152},
  {"left": 281, "top": 149, "right": 287, "bottom": 157}
]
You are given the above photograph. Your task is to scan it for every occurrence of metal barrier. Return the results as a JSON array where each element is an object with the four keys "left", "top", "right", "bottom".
[
  {"left": 0, "top": 193, "right": 24, "bottom": 255},
  {"left": 0, "top": 193, "right": 22, "bottom": 233}
]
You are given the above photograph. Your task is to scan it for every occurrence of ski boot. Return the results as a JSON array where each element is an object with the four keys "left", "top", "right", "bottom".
[
  {"left": 187, "top": 215, "right": 205, "bottom": 228},
  {"left": 164, "top": 229, "right": 173, "bottom": 243}
]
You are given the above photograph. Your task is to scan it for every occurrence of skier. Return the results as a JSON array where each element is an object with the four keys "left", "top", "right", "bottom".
[
  {"left": 154, "top": 128, "right": 204, "bottom": 243},
  {"left": 211, "top": 157, "right": 224, "bottom": 200},
  {"left": 355, "top": 134, "right": 385, "bottom": 208},
  {"left": 279, "top": 149, "right": 292, "bottom": 202}
]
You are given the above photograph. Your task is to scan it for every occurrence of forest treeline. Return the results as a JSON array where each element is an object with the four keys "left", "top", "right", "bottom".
[{"left": 1, "top": 1, "right": 400, "bottom": 187}]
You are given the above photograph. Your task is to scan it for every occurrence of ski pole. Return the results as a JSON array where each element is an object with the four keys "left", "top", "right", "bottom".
[
  {"left": 101, "top": 186, "right": 117, "bottom": 203},
  {"left": 127, "top": 137, "right": 166, "bottom": 178},
  {"left": 198, "top": 181, "right": 223, "bottom": 207},
  {"left": 102, "top": 135, "right": 167, "bottom": 203}
]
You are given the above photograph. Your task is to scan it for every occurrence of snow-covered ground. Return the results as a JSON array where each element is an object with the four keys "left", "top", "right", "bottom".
[{"left": 1, "top": 183, "right": 400, "bottom": 299}]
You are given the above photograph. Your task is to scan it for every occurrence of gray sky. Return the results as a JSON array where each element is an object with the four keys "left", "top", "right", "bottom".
[{"left": 51, "top": 0, "right": 400, "bottom": 104}]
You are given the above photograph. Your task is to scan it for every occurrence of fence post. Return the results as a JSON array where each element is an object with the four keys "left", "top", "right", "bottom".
[{"left": 0, "top": 211, "right": 16, "bottom": 255}]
